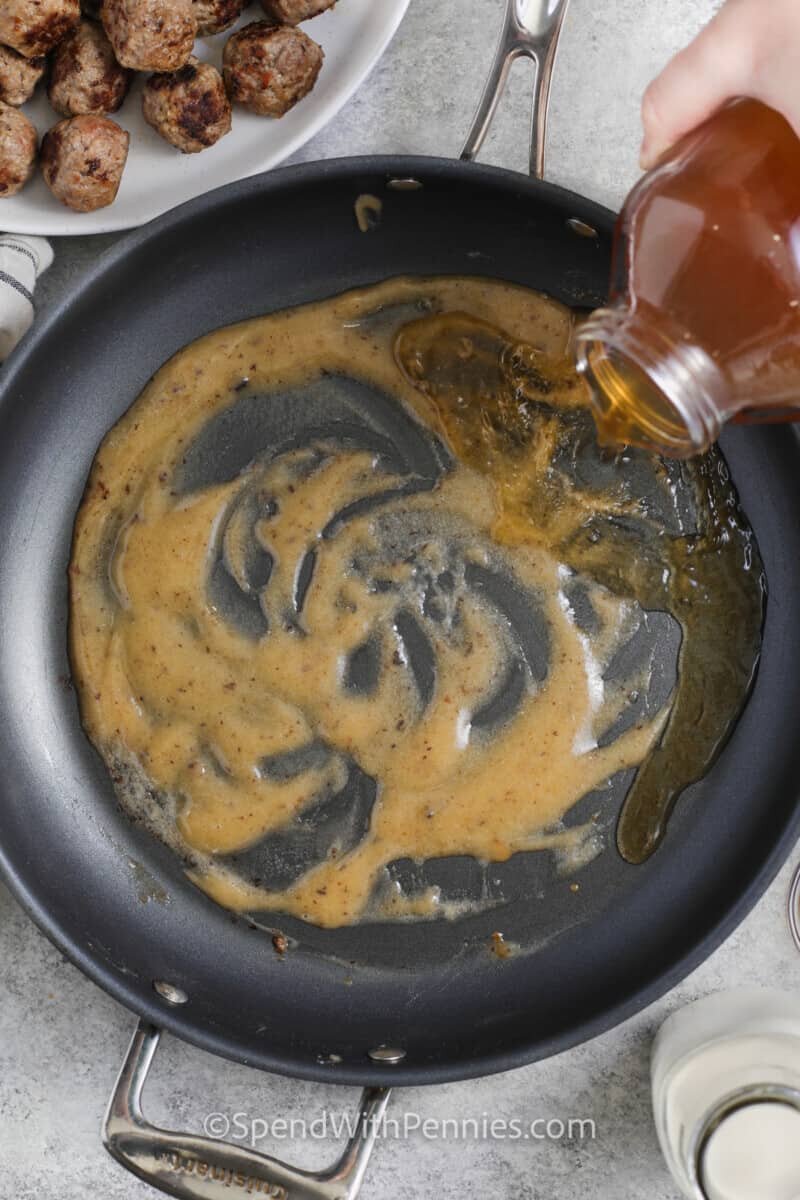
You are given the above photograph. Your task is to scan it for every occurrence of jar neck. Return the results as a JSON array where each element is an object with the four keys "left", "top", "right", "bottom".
[{"left": 574, "top": 304, "right": 729, "bottom": 457}]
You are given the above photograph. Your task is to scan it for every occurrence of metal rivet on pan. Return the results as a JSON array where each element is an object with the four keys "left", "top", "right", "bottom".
[
  {"left": 368, "top": 1046, "right": 406, "bottom": 1064},
  {"left": 567, "top": 218, "right": 599, "bottom": 239},
  {"left": 387, "top": 178, "right": 423, "bottom": 191},
  {"left": 153, "top": 980, "right": 188, "bottom": 1005}
]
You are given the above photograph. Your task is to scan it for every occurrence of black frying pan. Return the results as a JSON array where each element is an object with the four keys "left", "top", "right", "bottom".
[
  {"left": 1, "top": 20, "right": 800, "bottom": 1200},
  {"left": 2, "top": 151, "right": 800, "bottom": 1073}
]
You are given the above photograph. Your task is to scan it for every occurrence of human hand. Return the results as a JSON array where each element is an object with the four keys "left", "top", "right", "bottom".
[{"left": 640, "top": 0, "right": 800, "bottom": 168}]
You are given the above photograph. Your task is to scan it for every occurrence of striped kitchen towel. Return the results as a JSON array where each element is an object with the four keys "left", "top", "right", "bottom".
[{"left": 0, "top": 234, "right": 53, "bottom": 363}]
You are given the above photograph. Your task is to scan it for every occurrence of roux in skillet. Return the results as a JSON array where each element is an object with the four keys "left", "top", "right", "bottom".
[{"left": 68, "top": 277, "right": 763, "bottom": 928}]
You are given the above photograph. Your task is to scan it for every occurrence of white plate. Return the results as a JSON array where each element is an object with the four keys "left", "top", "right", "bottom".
[{"left": 1, "top": 0, "right": 409, "bottom": 236}]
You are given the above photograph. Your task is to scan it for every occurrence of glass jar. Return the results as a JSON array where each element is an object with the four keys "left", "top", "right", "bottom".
[
  {"left": 575, "top": 99, "right": 800, "bottom": 457},
  {"left": 651, "top": 989, "right": 800, "bottom": 1199}
]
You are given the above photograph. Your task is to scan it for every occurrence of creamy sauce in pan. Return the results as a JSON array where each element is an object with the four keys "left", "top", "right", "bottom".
[{"left": 69, "top": 277, "right": 763, "bottom": 928}]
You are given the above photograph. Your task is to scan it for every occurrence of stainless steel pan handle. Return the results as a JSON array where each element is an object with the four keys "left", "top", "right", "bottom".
[
  {"left": 461, "top": 0, "right": 570, "bottom": 178},
  {"left": 104, "top": 1022, "right": 391, "bottom": 1200}
]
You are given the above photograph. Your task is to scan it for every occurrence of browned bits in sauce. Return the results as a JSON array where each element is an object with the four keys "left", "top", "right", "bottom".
[{"left": 490, "top": 931, "right": 513, "bottom": 959}]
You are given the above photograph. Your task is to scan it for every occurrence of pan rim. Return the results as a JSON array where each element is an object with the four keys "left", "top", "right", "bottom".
[{"left": 1, "top": 155, "right": 799, "bottom": 1087}]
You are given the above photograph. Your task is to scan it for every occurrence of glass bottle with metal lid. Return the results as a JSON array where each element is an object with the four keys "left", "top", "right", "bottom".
[{"left": 652, "top": 989, "right": 800, "bottom": 1199}]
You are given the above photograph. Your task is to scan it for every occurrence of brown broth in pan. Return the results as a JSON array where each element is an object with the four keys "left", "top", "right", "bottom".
[{"left": 68, "top": 277, "right": 764, "bottom": 928}]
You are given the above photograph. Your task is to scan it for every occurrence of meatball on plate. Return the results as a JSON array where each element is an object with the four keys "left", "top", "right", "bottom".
[
  {"left": 41, "top": 114, "right": 129, "bottom": 210},
  {"left": 143, "top": 57, "right": 230, "bottom": 153},
  {"left": 48, "top": 21, "right": 132, "bottom": 118},
  {"left": 1, "top": 0, "right": 409, "bottom": 235}
]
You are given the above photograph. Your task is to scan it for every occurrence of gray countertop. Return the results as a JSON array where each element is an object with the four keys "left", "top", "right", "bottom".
[{"left": 2, "top": 1, "right": 800, "bottom": 1197}]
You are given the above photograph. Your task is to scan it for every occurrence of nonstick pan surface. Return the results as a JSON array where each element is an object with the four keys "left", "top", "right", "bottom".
[{"left": 1, "top": 157, "right": 800, "bottom": 1087}]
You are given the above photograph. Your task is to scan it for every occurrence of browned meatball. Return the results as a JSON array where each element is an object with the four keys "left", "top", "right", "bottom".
[
  {"left": 0, "top": 0, "right": 80, "bottom": 58},
  {"left": 223, "top": 21, "right": 323, "bottom": 117},
  {"left": 40, "top": 113, "right": 129, "bottom": 211},
  {"left": 143, "top": 57, "right": 231, "bottom": 153},
  {"left": 101, "top": 0, "right": 196, "bottom": 71},
  {"left": 0, "top": 101, "right": 37, "bottom": 196},
  {"left": 260, "top": 0, "right": 334, "bottom": 24},
  {"left": 192, "top": 0, "right": 245, "bottom": 36},
  {"left": 48, "top": 21, "right": 132, "bottom": 116},
  {"left": 0, "top": 44, "right": 45, "bottom": 106}
]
